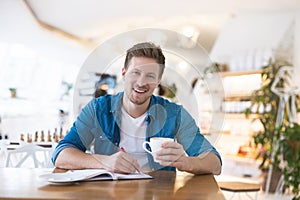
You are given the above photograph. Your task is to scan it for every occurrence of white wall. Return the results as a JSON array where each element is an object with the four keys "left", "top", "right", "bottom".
[
  {"left": 210, "top": 12, "right": 295, "bottom": 71},
  {"left": 294, "top": 13, "right": 300, "bottom": 86},
  {"left": 0, "top": 0, "right": 89, "bottom": 66},
  {"left": 0, "top": 0, "right": 92, "bottom": 100}
]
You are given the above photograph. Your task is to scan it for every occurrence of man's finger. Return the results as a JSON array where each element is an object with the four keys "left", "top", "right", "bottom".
[
  {"left": 115, "top": 154, "right": 140, "bottom": 173},
  {"left": 120, "top": 153, "right": 141, "bottom": 172}
]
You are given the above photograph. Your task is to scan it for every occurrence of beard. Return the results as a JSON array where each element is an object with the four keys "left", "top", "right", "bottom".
[{"left": 129, "top": 92, "right": 151, "bottom": 105}]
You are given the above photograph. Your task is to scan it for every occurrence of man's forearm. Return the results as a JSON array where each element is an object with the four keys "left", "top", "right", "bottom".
[
  {"left": 186, "top": 152, "right": 222, "bottom": 175},
  {"left": 54, "top": 147, "right": 103, "bottom": 170}
]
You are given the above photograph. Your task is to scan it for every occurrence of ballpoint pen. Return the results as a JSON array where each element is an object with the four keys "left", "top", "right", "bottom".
[{"left": 120, "top": 147, "right": 126, "bottom": 153}]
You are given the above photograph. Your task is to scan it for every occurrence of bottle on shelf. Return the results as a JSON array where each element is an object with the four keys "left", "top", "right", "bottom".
[
  {"left": 40, "top": 130, "right": 45, "bottom": 142},
  {"left": 20, "top": 133, "right": 24, "bottom": 141}
]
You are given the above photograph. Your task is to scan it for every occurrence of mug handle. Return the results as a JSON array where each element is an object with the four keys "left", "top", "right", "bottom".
[{"left": 142, "top": 141, "right": 152, "bottom": 154}]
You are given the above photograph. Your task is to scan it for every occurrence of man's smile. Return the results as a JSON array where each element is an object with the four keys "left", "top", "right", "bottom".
[{"left": 133, "top": 88, "right": 148, "bottom": 93}]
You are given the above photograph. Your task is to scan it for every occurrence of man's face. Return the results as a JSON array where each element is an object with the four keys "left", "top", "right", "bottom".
[{"left": 122, "top": 56, "right": 161, "bottom": 106}]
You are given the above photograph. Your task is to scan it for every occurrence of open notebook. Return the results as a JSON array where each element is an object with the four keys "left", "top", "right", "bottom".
[{"left": 40, "top": 169, "right": 152, "bottom": 183}]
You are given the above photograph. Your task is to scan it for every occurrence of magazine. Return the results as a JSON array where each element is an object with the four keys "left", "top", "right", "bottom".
[{"left": 40, "top": 169, "right": 152, "bottom": 183}]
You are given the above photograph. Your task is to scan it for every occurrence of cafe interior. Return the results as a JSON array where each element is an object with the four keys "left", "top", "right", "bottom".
[{"left": 0, "top": 0, "right": 300, "bottom": 199}]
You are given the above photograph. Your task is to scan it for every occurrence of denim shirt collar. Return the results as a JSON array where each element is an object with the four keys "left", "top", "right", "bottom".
[{"left": 110, "top": 92, "right": 123, "bottom": 113}]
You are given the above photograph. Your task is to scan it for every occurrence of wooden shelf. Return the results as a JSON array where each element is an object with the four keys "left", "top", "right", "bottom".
[
  {"left": 219, "top": 70, "right": 262, "bottom": 77},
  {"left": 199, "top": 111, "right": 259, "bottom": 119},
  {"left": 224, "top": 95, "right": 251, "bottom": 101},
  {"left": 224, "top": 113, "right": 259, "bottom": 119}
]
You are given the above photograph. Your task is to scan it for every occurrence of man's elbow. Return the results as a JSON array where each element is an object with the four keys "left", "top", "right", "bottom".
[
  {"left": 53, "top": 149, "right": 70, "bottom": 169},
  {"left": 212, "top": 164, "right": 222, "bottom": 175},
  {"left": 53, "top": 153, "right": 64, "bottom": 168},
  {"left": 212, "top": 156, "right": 222, "bottom": 175}
]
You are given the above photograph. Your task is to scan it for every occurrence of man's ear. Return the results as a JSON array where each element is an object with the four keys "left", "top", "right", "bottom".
[
  {"left": 156, "top": 79, "right": 161, "bottom": 87},
  {"left": 121, "top": 67, "right": 126, "bottom": 77}
]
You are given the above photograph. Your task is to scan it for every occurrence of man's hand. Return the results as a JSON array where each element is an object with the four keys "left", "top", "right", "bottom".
[
  {"left": 155, "top": 142, "right": 222, "bottom": 175},
  {"left": 155, "top": 142, "right": 192, "bottom": 172},
  {"left": 92, "top": 151, "right": 140, "bottom": 174}
]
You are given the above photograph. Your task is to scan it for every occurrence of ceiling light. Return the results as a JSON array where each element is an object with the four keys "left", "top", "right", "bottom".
[{"left": 177, "top": 61, "right": 189, "bottom": 73}]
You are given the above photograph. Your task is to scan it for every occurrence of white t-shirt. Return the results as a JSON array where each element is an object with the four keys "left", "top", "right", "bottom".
[{"left": 119, "top": 107, "right": 150, "bottom": 171}]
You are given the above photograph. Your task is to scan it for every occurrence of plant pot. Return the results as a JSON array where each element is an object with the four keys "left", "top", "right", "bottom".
[
  {"left": 261, "top": 168, "right": 282, "bottom": 193},
  {"left": 10, "top": 90, "right": 16, "bottom": 98},
  {"left": 286, "top": 140, "right": 300, "bottom": 154}
]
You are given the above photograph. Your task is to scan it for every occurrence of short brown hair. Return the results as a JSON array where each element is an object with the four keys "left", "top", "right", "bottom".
[{"left": 124, "top": 42, "right": 165, "bottom": 79}]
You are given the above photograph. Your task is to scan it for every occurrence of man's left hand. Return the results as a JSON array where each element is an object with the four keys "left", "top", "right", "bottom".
[{"left": 156, "top": 142, "right": 192, "bottom": 172}]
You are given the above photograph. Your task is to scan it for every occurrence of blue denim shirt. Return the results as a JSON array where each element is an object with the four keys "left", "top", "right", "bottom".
[{"left": 52, "top": 92, "right": 221, "bottom": 171}]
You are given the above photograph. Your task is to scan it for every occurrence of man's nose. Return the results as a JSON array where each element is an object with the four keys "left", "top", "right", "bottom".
[{"left": 136, "top": 75, "right": 147, "bottom": 86}]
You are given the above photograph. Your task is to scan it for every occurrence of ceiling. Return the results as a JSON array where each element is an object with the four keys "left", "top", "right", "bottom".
[{"left": 24, "top": 0, "right": 300, "bottom": 52}]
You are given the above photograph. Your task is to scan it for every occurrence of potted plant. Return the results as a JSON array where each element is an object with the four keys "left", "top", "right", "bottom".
[
  {"left": 276, "top": 122, "right": 300, "bottom": 200},
  {"left": 9, "top": 87, "right": 17, "bottom": 98},
  {"left": 245, "top": 59, "right": 282, "bottom": 170},
  {"left": 244, "top": 59, "right": 300, "bottom": 198}
]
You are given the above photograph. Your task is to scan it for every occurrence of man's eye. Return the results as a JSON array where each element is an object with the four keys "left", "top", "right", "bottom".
[
  {"left": 132, "top": 71, "right": 140, "bottom": 75},
  {"left": 147, "top": 75, "right": 155, "bottom": 79}
]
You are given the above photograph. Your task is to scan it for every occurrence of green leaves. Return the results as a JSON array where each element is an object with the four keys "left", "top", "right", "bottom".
[{"left": 244, "top": 59, "right": 300, "bottom": 198}]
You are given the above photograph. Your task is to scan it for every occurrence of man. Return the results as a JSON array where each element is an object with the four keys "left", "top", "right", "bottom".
[{"left": 52, "top": 42, "right": 222, "bottom": 175}]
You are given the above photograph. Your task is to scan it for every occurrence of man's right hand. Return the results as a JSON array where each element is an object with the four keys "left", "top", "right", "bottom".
[{"left": 92, "top": 151, "right": 140, "bottom": 174}]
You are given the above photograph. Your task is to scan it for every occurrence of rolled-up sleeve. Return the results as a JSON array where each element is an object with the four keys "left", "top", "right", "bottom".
[{"left": 51, "top": 99, "right": 97, "bottom": 164}]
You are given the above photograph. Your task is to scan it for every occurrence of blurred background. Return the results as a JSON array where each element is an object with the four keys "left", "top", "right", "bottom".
[{"left": 0, "top": 2, "right": 300, "bottom": 198}]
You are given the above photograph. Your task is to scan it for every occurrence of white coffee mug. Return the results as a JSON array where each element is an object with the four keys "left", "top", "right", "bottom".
[{"left": 142, "top": 137, "right": 174, "bottom": 162}]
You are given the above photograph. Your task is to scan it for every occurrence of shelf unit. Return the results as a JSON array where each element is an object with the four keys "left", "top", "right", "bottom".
[
  {"left": 199, "top": 70, "right": 264, "bottom": 159},
  {"left": 220, "top": 70, "right": 262, "bottom": 115}
]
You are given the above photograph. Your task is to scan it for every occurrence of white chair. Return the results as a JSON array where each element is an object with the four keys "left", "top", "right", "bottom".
[
  {"left": 0, "top": 140, "right": 10, "bottom": 167},
  {"left": 5, "top": 143, "right": 56, "bottom": 168}
]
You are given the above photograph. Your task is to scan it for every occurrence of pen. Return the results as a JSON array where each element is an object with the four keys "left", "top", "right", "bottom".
[
  {"left": 119, "top": 146, "right": 141, "bottom": 173},
  {"left": 120, "top": 147, "right": 126, "bottom": 153}
]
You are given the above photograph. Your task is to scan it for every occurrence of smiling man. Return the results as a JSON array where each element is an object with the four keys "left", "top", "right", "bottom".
[
  {"left": 52, "top": 42, "right": 222, "bottom": 175},
  {"left": 122, "top": 56, "right": 161, "bottom": 117}
]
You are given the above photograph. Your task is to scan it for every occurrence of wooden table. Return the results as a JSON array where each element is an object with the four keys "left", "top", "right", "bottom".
[{"left": 0, "top": 168, "right": 225, "bottom": 200}]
